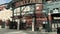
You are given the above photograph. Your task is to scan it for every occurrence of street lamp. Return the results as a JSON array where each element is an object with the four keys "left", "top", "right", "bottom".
[{"left": 42, "top": 10, "right": 52, "bottom": 32}]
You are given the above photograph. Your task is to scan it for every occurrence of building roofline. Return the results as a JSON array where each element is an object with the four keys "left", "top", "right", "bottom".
[
  {"left": 0, "top": 3, "right": 8, "bottom": 6},
  {"left": 9, "top": 0, "right": 20, "bottom": 4}
]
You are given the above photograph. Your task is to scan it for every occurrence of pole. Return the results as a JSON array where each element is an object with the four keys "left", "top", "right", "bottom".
[
  {"left": 17, "top": 20, "right": 20, "bottom": 30},
  {"left": 32, "top": 4, "right": 36, "bottom": 31},
  {"left": 32, "top": 18, "right": 35, "bottom": 31}
]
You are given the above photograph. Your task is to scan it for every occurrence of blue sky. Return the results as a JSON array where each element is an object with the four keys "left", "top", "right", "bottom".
[{"left": 0, "top": 0, "right": 12, "bottom": 5}]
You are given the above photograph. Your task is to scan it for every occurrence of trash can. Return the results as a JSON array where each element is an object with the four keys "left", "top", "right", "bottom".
[{"left": 57, "top": 27, "right": 60, "bottom": 34}]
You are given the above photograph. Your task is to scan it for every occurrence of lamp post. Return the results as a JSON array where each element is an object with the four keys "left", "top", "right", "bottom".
[
  {"left": 42, "top": 9, "right": 52, "bottom": 32},
  {"left": 42, "top": 10, "right": 48, "bottom": 32},
  {"left": 32, "top": 4, "right": 37, "bottom": 31}
]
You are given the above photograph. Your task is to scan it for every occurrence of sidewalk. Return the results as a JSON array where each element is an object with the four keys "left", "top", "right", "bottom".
[{"left": 0, "top": 28, "right": 57, "bottom": 34}]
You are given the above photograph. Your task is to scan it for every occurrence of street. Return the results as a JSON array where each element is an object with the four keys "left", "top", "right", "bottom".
[{"left": 0, "top": 28, "right": 57, "bottom": 34}]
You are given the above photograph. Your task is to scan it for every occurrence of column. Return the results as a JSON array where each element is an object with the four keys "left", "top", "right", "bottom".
[
  {"left": 32, "top": 18, "right": 35, "bottom": 31},
  {"left": 17, "top": 20, "right": 20, "bottom": 30}
]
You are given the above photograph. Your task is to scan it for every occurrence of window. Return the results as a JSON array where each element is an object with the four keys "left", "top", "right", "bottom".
[
  {"left": 16, "top": 7, "right": 20, "bottom": 13},
  {"left": 53, "top": 8, "right": 59, "bottom": 13},
  {"left": 21, "top": 6, "right": 25, "bottom": 12},
  {"left": 14, "top": 7, "right": 20, "bottom": 16},
  {"left": 23, "top": 6, "right": 30, "bottom": 12},
  {"left": 21, "top": 5, "right": 34, "bottom": 15},
  {"left": 14, "top": 9, "right": 17, "bottom": 14}
]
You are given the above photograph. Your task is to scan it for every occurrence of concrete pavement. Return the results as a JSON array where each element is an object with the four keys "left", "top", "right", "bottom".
[{"left": 0, "top": 28, "right": 57, "bottom": 34}]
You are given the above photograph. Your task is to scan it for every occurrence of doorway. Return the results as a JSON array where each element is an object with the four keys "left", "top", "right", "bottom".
[{"left": 51, "top": 13, "right": 60, "bottom": 32}]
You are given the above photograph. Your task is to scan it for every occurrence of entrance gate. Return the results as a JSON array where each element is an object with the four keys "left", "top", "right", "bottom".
[{"left": 51, "top": 13, "right": 60, "bottom": 32}]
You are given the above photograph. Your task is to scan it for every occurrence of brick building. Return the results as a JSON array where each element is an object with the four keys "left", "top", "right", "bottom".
[{"left": 8, "top": 0, "right": 60, "bottom": 32}]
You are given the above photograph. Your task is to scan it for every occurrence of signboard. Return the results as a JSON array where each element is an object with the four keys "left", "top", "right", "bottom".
[
  {"left": 14, "top": 0, "right": 42, "bottom": 7},
  {"left": 54, "top": 17, "right": 60, "bottom": 19}
]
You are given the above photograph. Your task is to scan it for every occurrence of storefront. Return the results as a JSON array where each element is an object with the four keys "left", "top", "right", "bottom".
[
  {"left": 44, "top": 1, "right": 60, "bottom": 32},
  {"left": 51, "top": 13, "right": 60, "bottom": 32}
]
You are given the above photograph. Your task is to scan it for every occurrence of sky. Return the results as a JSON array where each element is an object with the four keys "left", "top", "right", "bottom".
[{"left": 0, "top": 0, "right": 12, "bottom": 5}]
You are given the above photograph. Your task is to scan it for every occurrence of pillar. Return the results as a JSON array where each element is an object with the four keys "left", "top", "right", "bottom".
[
  {"left": 17, "top": 20, "right": 20, "bottom": 30},
  {"left": 32, "top": 18, "right": 35, "bottom": 31}
]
